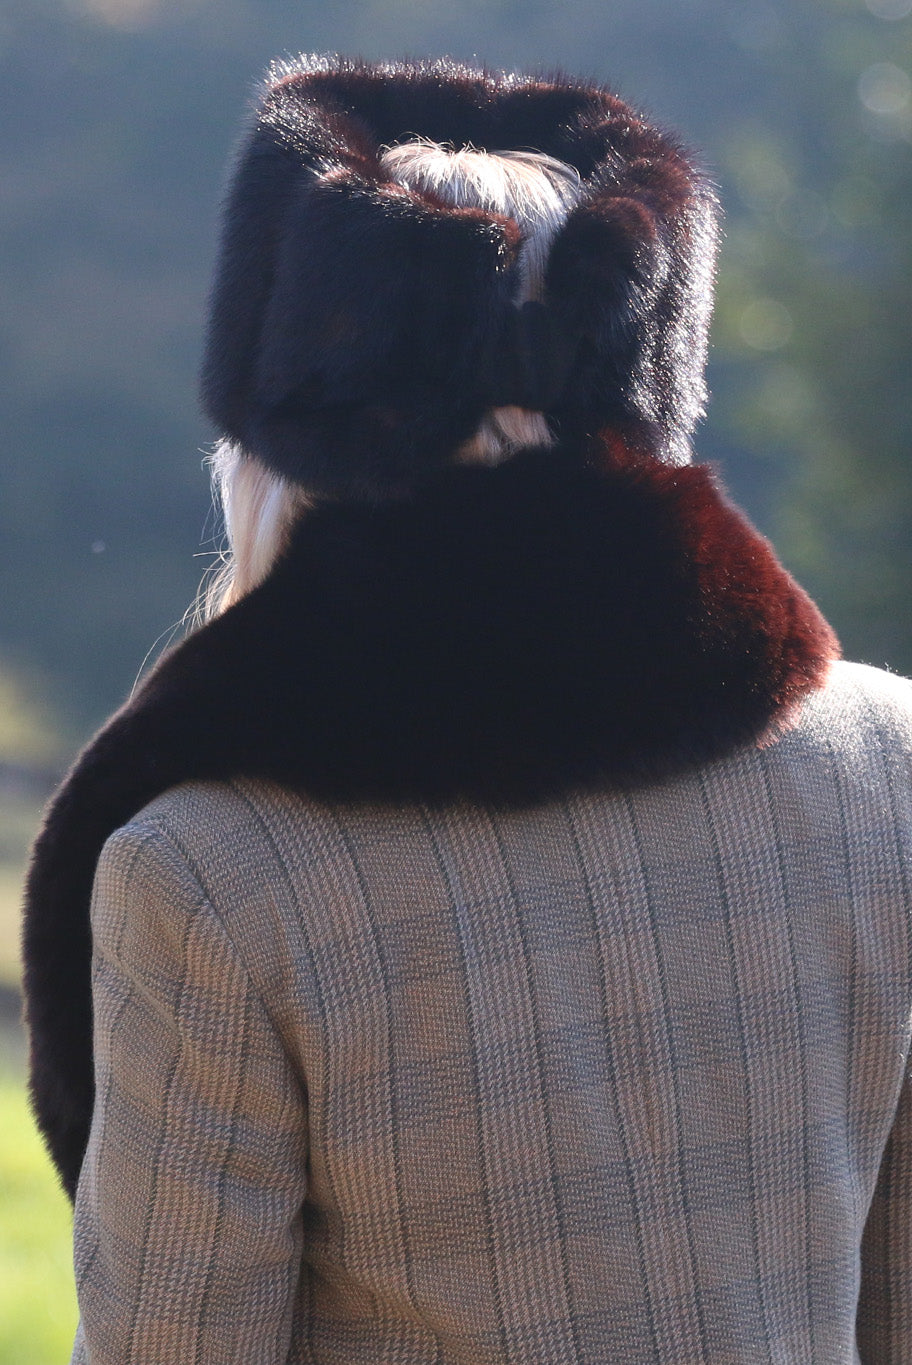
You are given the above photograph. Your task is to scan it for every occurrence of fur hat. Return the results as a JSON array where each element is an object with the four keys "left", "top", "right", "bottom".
[{"left": 200, "top": 56, "right": 719, "bottom": 499}]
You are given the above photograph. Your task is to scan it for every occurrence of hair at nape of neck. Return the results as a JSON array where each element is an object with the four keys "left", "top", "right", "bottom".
[
  {"left": 198, "top": 440, "right": 310, "bottom": 621},
  {"left": 200, "top": 141, "right": 583, "bottom": 620}
]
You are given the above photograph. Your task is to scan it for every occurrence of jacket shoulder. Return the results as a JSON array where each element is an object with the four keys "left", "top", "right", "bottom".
[
  {"left": 120, "top": 776, "right": 309, "bottom": 852},
  {"left": 106, "top": 777, "right": 329, "bottom": 917},
  {"left": 793, "top": 660, "right": 912, "bottom": 755},
  {"left": 762, "top": 661, "right": 912, "bottom": 832},
  {"left": 97, "top": 778, "right": 339, "bottom": 1049}
]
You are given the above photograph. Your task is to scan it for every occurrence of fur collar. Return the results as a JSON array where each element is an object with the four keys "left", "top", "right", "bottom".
[{"left": 23, "top": 435, "right": 838, "bottom": 1198}]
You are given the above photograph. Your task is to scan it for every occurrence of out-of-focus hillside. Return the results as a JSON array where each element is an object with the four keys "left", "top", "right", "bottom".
[{"left": 2, "top": 0, "right": 910, "bottom": 737}]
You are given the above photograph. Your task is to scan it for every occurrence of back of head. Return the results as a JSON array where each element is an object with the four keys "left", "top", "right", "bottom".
[
  {"left": 206, "top": 136, "right": 586, "bottom": 614},
  {"left": 199, "top": 57, "right": 719, "bottom": 610}
]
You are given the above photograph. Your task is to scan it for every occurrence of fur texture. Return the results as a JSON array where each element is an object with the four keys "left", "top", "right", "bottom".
[
  {"left": 201, "top": 57, "right": 719, "bottom": 498},
  {"left": 23, "top": 434, "right": 838, "bottom": 1199}
]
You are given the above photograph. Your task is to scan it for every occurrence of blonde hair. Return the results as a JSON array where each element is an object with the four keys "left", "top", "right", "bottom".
[
  {"left": 201, "top": 141, "right": 582, "bottom": 620},
  {"left": 198, "top": 440, "right": 312, "bottom": 620}
]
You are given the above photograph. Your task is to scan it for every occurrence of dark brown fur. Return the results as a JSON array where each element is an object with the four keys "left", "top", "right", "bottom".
[
  {"left": 201, "top": 57, "right": 720, "bottom": 497},
  {"left": 23, "top": 434, "right": 838, "bottom": 1199}
]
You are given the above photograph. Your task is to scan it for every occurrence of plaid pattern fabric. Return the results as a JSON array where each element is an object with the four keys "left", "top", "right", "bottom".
[{"left": 70, "top": 661, "right": 912, "bottom": 1364}]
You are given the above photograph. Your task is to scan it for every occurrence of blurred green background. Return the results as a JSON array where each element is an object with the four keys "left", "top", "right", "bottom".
[{"left": 2, "top": 0, "right": 910, "bottom": 1358}]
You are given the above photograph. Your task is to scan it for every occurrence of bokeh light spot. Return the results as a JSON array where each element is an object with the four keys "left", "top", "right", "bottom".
[
  {"left": 739, "top": 299, "right": 794, "bottom": 351},
  {"left": 858, "top": 62, "right": 912, "bottom": 115},
  {"left": 864, "top": 0, "right": 912, "bottom": 19}
]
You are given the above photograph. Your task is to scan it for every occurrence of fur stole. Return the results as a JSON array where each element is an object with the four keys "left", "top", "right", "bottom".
[{"left": 23, "top": 435, "right": 838, "bottom": 1199}]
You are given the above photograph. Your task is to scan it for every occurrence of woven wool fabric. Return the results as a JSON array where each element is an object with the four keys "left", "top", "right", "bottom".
[{"left": 70, "top": 660, "right": 912, "bottom": 1365}]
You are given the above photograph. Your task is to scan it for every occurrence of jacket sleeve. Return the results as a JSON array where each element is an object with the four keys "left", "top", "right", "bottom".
[
  {"left": 857, "top": 1056, "right": 912, "bottom": 1362},
  {"left": 69, "top": 822, "right": 309, "bottom": 1365}
]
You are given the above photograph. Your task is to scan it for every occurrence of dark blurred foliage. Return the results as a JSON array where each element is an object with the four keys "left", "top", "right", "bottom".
[{"left": 1, "top": 0, "right": 909, "bottom": 740}]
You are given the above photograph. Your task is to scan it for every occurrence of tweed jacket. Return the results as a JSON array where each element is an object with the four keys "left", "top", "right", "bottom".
[{"left": 68, "top": 659, "right": 912, "bottom": 1365}]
